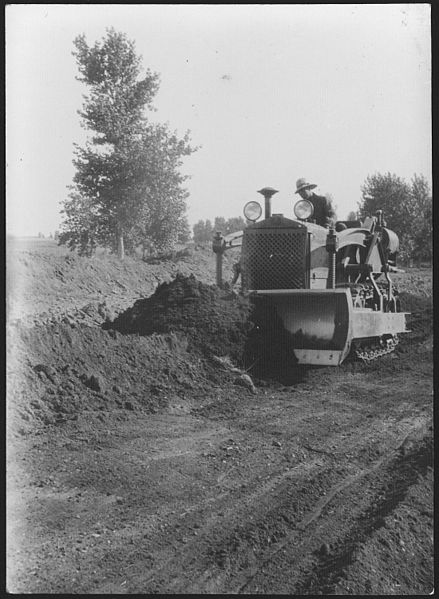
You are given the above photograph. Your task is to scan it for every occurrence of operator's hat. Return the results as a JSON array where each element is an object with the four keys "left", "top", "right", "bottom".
[{"left": 295, "top": 178, "right": 317, "bottom": 194}]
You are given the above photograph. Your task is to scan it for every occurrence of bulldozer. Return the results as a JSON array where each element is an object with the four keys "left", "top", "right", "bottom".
[{"left": 212, "top": 187, "right": 409, "bottom": 366}]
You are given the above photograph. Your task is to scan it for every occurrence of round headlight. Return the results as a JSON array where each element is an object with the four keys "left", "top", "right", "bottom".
[
  {"left": 243, "top": 201, "right": 262, "bottom": 222},
  {"left": 294, "top": 199, "right": 314, "bottom": 220}
]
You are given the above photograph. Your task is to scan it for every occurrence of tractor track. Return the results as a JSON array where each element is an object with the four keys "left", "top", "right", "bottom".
[
  {"left": 111, "top": 414, "right": 431, "bottom": 594},
  {"left": 221, "top": 421, "right": 432, "bottom": 594},
  {"left": 8, "top": 358, "right": 432, "bottom": 594},
  {"left": 293, "top": 433, "right": 433, "bottom": 595}
]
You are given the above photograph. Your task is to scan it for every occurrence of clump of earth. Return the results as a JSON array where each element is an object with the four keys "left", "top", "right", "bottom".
[
  {"left": 107, "top": 274, "right": 303, "bottom": 381},
  {"left": 107, "top": 274, "right": 253, "bottom": 362}
]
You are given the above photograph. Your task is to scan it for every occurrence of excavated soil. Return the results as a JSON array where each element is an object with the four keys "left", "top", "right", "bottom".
[
  {"left": 6, "top": 238, "right": 434, "bottom": 594},
  {"left": 106, "top": 274, "right": 253, "bottom": 362}
]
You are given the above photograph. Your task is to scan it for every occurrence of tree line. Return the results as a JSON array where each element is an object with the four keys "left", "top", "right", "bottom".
[
  {"left": 192, "top": 217, "right": 247, "bottom": 244},
  {"left": 59, "top": 29, "right": 431, "bottom": 265},
  {"left": 357, "top": 172, "right": 432, "bottom": 264}
]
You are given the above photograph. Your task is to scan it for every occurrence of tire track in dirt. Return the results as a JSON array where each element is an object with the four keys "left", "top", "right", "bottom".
[
  {"left": 293, "top": 433, "right": 433, "bottom": 595},
  {"left": 120, "top": 415, "right": 429, "bottom": 594},
  {"left": 233, "top": 418, "right": 431, "bottom": 594},
  {"left": 157, "top": 415, "right": 426, "bottom": 594},
  {"left": 92, "top": 454, "right": 324, "bottom": 593},
  {"left": 113, "top": 392, "right": 344, "bottom": 592}
]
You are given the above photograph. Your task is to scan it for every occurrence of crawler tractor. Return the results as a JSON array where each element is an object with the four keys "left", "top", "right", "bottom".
[{"left": 213, "top": 187, "right": 409, "bottom": 366}]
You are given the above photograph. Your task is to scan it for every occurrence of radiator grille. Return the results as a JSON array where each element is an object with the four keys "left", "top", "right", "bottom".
[{"left": 241, "top": 228, "right": 307, "bottom": 289}]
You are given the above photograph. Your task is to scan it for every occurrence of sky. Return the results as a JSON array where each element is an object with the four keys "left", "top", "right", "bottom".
[{"left": 6, "top": 4, "right": 431, "bottom": 237}]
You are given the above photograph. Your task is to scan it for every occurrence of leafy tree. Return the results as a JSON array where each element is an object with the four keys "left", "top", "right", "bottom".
[
  {"left": 410, "top": 174, "right": 432, "bottom": 263},
  {"left": 359, "top": 172, "right": 432, "bottom": 263},
  {"left": 359, "top": 173, "right": 414, "bottom": 231},
  {"left": 177, "top": 216, "right": 191, "bottom": 244},
  {"left": 346, "top": 210, "right": 358, "bottom": 221},
  {"left": 225, "top": 216, "right": 247, "bottom": 234},
  {"left": 193, "top": 219, "right": 213, "bottom": 244},
  {"left": 213, "top": 217, "right": 227, "bottom": 234},
  {"left": 213, "top": 216, "right": 246, "bottom": 235},
  {"left": 193, "top": 216, "right": 246, "bottom": 243},
  {"left": 59, "top": 28, "right": 196, "bottom": 259}
]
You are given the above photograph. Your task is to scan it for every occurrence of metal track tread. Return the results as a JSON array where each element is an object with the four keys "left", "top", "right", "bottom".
[{"left": 354, "top": 335, "right": 399, "bottom": 362}]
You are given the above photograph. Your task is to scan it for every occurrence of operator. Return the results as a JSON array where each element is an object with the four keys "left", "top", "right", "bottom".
[
  {"left": 231, "top": 257, "right": 241, "bottom": 286},
  {"left": 294, "top": 178, "right": 336, "bottom": 228}
]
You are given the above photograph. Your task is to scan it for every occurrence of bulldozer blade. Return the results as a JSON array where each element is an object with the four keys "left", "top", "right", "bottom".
[{"left": 251, "top": 288, "right": 408, "bottom": 366}]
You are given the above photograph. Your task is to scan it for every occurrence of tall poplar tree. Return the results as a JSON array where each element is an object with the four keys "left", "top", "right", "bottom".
[{"left": 59, "top": 28, "right": 195, "bottom": 259}]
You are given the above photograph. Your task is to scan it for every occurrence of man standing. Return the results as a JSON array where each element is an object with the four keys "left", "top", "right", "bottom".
[{"left": 295, "top": 178, "right": 336, "bottom": 228}]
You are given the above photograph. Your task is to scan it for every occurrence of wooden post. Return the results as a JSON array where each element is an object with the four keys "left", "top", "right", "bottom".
[{"left": 212, "top": 231, "right": 225, "bottom": 288}]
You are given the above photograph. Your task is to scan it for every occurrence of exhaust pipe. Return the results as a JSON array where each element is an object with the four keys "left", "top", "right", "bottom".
[{"left": 257, "top": 187, "right": 278, "bottom": 219}]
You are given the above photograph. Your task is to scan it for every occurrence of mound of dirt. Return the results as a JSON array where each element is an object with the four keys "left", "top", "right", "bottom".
[
  {"left": 7, "top": 273, "right": 258, "bottom": 435},
  {"left": 398, "top": 291, "right": 433, "bottom": 345},
  {"left": 106, "top": 274, "right": 306, "bottom": 382},
  {"left": 7, "top": 318, "right": 208, "bottom": 435},
  {"left": 9, "top": 271, "right": 307, "bottom": 435},
  {"left": 7, "top": 238, "right": 239, "bottom": 322},
  {"left": 8, "top": 254, "right": 432, "bottom": 436},
  {"left": 107, "top": 274, "right": 253, "bottom": 363}
]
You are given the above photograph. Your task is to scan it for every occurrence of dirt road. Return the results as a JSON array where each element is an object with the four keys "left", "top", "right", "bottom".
[{"left": 6, "top": 239, "right": 433, "bottom": 594}]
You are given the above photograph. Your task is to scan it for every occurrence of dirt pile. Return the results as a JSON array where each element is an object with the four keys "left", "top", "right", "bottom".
[
  {"left": 7, "top": 240, "right": 432, "bottom": 437},
  {"left": 106, "top": 274, "right": 306, "bottom": 383},
  {"left": 107, "top": 274, "right": 253, "bottom": 362},
  {"left": 398, "top": 291, "right": 433, "bottom": 345},
  {"left": 7, "top": 238, "right": 238, "bottom": 322},
  {"left": 7, "top": 319, "right": 207, "bottom": 435},
  {"left": 7, "top": 273, "right": 257, "bottom": 435},
  {"left": 391, "top": 269, "right": 432, "bottom": 348}
]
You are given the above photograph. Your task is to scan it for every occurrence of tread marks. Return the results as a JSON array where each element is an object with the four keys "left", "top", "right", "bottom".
[{"left": 294, "top": 435, "right": 432, "bottom": 595}]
